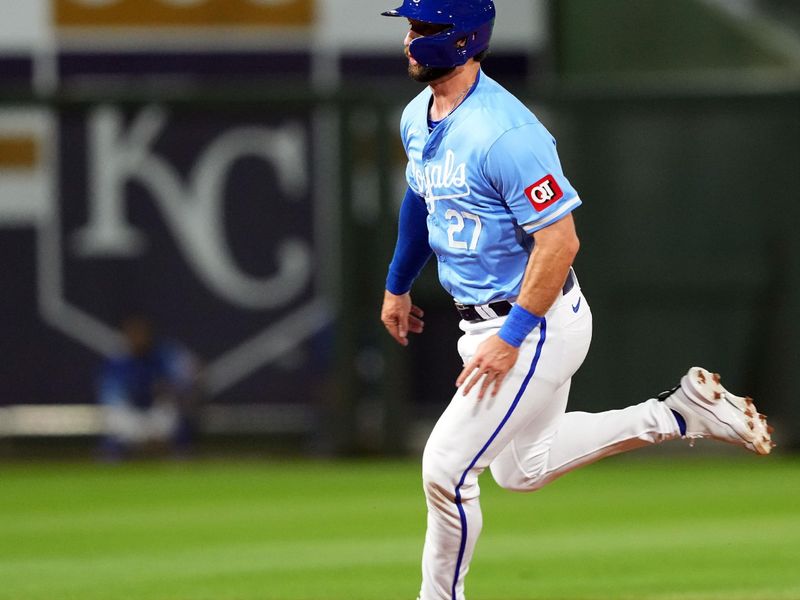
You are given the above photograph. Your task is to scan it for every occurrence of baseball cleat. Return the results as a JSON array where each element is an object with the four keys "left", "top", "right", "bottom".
[{"left": 663, "top": 367, "right": 774, "bottom": 455}]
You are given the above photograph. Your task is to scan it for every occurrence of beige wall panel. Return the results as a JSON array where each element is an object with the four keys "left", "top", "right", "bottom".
[
  {"left": 0, "top": 137, "right": 38, "bottom": 169},
  {"left": 55, "top": 0, "right": 313, "bottom": 28}
]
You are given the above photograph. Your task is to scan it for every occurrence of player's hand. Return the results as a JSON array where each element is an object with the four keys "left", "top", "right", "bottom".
[
  {"left": 456, "top": 334, "right": 519, "bottom": 400},
  {"left": 381, "top": 290, "right": 425, "bottom": 346}
]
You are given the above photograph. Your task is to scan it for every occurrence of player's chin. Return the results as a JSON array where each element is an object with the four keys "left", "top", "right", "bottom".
[{"left": 408, "top": 64, "right": 455, "bottom": 83}]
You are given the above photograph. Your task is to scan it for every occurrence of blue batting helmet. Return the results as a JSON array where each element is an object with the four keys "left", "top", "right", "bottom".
[{"left": 382, "top": 0, "right": 496, "bottom": 69}]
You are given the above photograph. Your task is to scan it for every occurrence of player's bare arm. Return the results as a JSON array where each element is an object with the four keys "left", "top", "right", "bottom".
[
  {"left": 381, "top": 290, "right": 425, "bottom": 347},
  {"left": 457, "top": 214, "right": 580, "bottom": 399},
  {"left": 516, "top": 212, "right": 580, "bottom": 317}
]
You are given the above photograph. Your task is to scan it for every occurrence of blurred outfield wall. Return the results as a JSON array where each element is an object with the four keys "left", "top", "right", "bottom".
[{"left": 0, "top": 0, "right": 798, "bottom": 452}]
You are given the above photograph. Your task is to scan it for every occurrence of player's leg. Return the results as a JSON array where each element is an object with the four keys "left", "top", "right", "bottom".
[
  {"left": 490, "top": 369, "right": 773, "bottom": 494},
  {"left": 490, "top": 388, "right": 679, "bottom": 493},
  {"left": 489, "top": 284, "right": 682, "bottom": 492},
  {"left": 490, "top": 293, "right": 772, "bottom": 493},
  {"left": 101, "top": 403, "right": 150, "bottom": 459},
  {"left": 418, "top": 299, "right": 588, "bottom": 600},
  {"left": 146, "top": 400, "right": 180, "bottom": 443}
]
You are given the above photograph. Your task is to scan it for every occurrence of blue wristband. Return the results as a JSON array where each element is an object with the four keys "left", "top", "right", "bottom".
[{"left": 498, "top": 304, "right": 544, "bottom": 348}]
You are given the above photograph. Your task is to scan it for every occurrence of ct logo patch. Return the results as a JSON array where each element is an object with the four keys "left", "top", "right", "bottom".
[{"left": 525, "top": 175, "right": 563, "bottom": 212}]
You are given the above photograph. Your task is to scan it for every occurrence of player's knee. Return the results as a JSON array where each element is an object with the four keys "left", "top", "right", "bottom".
[
  {"left": 421, "top": 451, "right": 463, "bottom": 501},
  {"left": 422, "top": 461, "right": 456, "bottom": 494},
  {"left": 490, "top": 461, "right": 546, "bottom": 493},
  {"left": 491, "top": 469, "right": 529, "bottom": 492}
]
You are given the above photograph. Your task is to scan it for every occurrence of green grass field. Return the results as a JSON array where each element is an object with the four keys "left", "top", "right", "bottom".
[{"left": 1, "top": 453, "right": 798, "bottom": 600}]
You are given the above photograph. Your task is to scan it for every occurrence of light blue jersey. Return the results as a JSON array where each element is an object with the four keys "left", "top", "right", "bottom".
[{"left": 401, "top": 70, "right": 581, "bottom": 305}]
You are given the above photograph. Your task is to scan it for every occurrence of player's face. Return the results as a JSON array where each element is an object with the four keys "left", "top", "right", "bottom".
[{"left": 405, "top": 19, "right": 455, "bottom": 83}]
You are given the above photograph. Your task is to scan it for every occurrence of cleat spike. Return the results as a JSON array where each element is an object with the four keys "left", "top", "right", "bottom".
[
  {"left": 714, "top": 391, "right": 722, "bottom": 400},
  {"left": 767, "top": 425, "right": 775, "bottom": 434},
  {"left": 697, "top": 371, "right": 707, "bottom": 384},
  {"left": 712, "top": 373, "right": 721, "bottom": 384}
]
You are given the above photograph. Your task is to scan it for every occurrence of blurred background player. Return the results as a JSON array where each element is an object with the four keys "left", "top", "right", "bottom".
[{"left": 97, "top": 315, "right": 201, "bottom": 460}]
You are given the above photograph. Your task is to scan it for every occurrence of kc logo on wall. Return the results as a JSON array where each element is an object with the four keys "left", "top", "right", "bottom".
[
  {"left": 0, "top": 0, "right": 332, "bottom": 403},
  {"left": 0, "top": 102, "right": 333, "bottom": 405},
  {"left": 0, "top": 0, "right": 335, "bottom": 408}
]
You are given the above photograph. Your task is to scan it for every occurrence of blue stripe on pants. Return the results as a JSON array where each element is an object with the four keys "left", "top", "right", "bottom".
[{"left": 450, "top": 319, "right": 547, "bottom": 600}]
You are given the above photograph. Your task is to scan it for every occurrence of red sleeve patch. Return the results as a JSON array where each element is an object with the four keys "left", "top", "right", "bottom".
[{"left": 525, "top": 175, "right": 563, "bottom": 212}]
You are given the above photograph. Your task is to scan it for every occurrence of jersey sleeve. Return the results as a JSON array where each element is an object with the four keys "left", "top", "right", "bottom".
[
  {"left": 399, "top": 109, "right": 423, "bottom": 197},
  {"left": 483, "top": 123, "right": 581, "bottom": 234}
]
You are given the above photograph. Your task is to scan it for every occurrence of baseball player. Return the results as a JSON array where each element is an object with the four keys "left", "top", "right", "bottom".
[{"left": 378, "top": 2, "right": 774, "bottom": 599}]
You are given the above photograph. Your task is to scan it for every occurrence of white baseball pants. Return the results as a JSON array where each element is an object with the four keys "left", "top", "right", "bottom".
[
  {"left": 418, "top": 280, "right": 680, "bottom": 600},
  {"left": 103, "top": 401, "right": 179, "bottom": 444}
]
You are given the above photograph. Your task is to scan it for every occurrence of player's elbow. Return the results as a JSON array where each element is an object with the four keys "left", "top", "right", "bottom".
[
  {"left": 547, "top": 228, "right": 580, "bottom": 263},
  {"left": 559, "top": 230, "right": 581, "bottom": 258},
  {"left": 533, "top": 214, "right": 580, "bottom": 261},
  {"left": 566, "top": 232, "right": 580, "bottom": 261}
]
